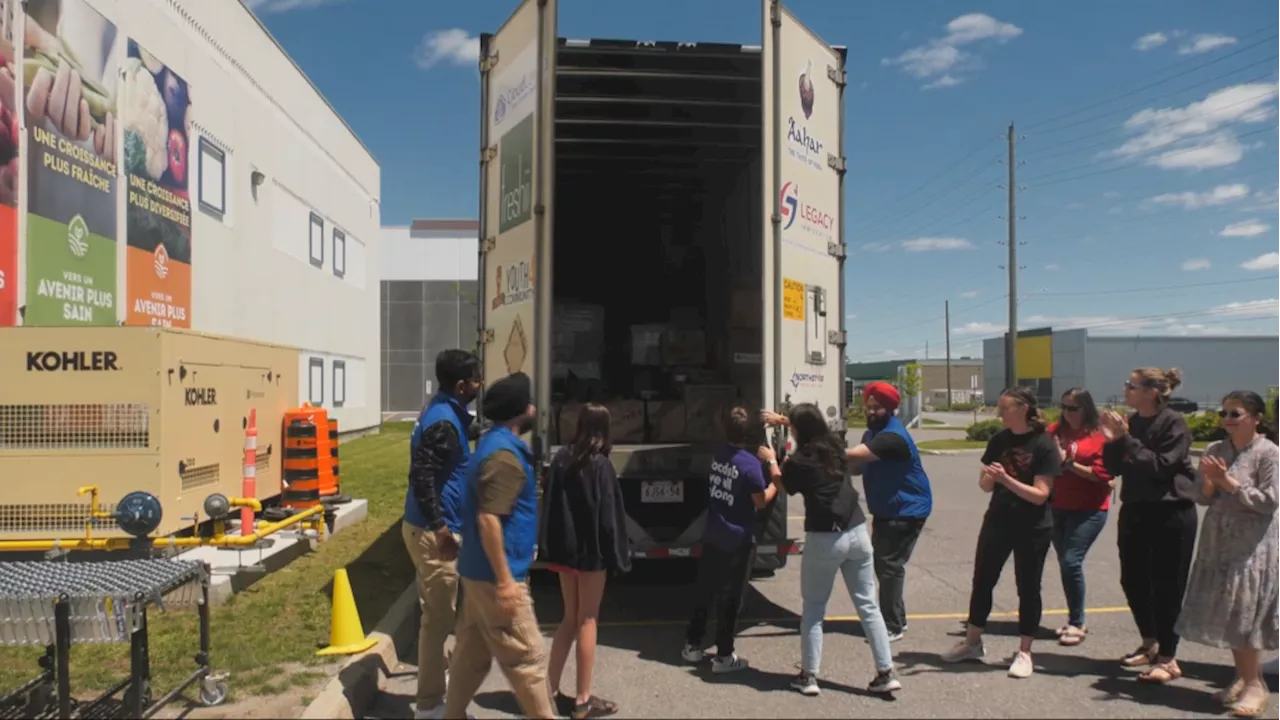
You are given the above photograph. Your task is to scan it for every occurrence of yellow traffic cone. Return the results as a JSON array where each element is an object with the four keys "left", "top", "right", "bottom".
[{"left": 317, "top": 568, "right": 378, "bottom": 656}]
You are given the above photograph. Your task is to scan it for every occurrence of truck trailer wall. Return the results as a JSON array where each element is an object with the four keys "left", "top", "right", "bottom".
[{"left": 10, "top": 0, "right": 381, "bottom": 431}]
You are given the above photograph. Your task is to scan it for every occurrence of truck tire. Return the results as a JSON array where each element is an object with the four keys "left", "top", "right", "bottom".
[{"left": 753, "top": 492, "right": 789, "bottom": 572}]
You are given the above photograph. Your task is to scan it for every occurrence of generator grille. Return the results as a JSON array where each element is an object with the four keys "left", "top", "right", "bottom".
[
  {"left": 180, "top": 462, "right": 220, "bottom": 491},
  {"left": 0, "top": 404, "right": 150, "bottom": 450},
  {"left": 0, "top": 503, "right": 118, "bottom": 534}
]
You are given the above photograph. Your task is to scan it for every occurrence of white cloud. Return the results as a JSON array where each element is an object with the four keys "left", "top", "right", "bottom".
[
  {"left": 1178, "top": 33, "right": 1238, "bottom": 55},
  {"left": 860, "top": 242, "right": 893, "bottom": 253},
  {"left": 1044, "top": 263, "right": 1060, "bottom": 270},
  {"left": 245, "top": 0, "right": 345, "bottom": 11},
  {"left": 1102, "top": 190, "right": 1122, "bottom": 199},
  {"left": 960, "top": 299, "right": 1278, "bottom": 337},
  {"left": 901, "top": 237, "right": 975, "bottom": 252},
  {"left": 1245, "top": 188, "right": 1280, "bottom": 211},
  {"left": 1133, "top": 32, "right": 1168, "bottom": 51},
  {"left": 1219, "top": 219, "right": 1271, "bottom": 237},
  {"left": 954, "top": 321, "right": 1005, "bottom": 335},
  {"left": 960, "top": 290, "right": 980, "bottom": 298},
  {"left": 882, "top": 13, "right": 1022, "bottom": 89},
  {"left": 1112, "top": 82, "right": 1278, "bottom": 171},
  {"left": 1181, "top": 258, "right": 1212, "bottom": 271},
  {"left": 1147, "top": 183, "right": 1250, "bottom": 209},
  {"left": 1241, "top": 252, "right": 1280, "bottom": 271},
  {"left": 413, "top": 29, "right": 481, "bottom": 70}
]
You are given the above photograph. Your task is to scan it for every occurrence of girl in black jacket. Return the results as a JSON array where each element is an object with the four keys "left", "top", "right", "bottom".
[
  {"left": 1101, "top": 366, "right": 1197, "bottom": 685},
  {"left": 540, "top": 403, "right": 631, "bottom": 718}
]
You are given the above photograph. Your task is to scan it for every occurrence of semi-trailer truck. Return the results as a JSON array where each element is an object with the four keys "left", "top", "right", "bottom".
[{"left": 476, "top": 0, "right": 848, "bottom": 571}]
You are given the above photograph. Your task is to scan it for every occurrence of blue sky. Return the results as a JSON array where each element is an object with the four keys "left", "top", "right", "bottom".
[{"left": 249, "top": 0, "right": 1279, "bottom": 362}]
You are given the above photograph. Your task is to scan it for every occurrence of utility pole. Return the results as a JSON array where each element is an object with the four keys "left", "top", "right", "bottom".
[
  {"left": 945, "top": 300, "right": 952, "bottom": 410},
  {"left": 1005, "top": 122, "right": 1018, "bottom": 391}
]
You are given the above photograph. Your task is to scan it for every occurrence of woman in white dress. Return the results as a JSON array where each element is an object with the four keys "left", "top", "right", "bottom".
[{"left": 1176, "top": 390, "right": 1278, "bottom": 718}]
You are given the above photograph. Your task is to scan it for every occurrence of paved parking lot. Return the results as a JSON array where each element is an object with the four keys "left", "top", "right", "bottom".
[{"left": 370, "top": 454, "right": 1278, "bottom": 719}]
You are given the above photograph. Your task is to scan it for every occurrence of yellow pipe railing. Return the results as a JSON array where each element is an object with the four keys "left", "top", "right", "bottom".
[{"left": 0, "top": 501, "right": 325, "bottom": 553}]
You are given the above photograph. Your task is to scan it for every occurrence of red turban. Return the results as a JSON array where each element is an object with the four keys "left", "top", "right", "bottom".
[{"left": 862, "top": 381, "right": 901, "bottom": 411}]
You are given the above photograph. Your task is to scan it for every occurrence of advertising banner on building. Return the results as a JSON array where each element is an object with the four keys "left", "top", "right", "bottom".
[
  {"left": 122, "top": 39, "right": 192, "bottom": 328},
  {"left": 0, "top": 1, "right": 19, "bottom": 326},
  {"left": 22, "top": 0, "right": 121, "bottom": 326}
]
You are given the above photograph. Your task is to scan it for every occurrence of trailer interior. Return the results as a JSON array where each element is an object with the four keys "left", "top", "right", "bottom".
[{"left": 551, "top": 40, "right": 765, "bottom": 449}]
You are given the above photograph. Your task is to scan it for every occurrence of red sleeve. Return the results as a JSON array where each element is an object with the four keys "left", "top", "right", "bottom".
[{"left": 1080, "top": 432, "right": 1112, "bottom": 481}]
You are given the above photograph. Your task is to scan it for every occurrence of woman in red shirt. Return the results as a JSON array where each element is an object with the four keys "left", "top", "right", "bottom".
[{"left": 1048, "top": 387, "right": 1113, "bottom": 647}]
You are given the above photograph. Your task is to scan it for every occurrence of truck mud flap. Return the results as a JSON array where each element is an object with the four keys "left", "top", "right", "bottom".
[{"left": 753, "top": 491, "right": 791, "bottom": 572}]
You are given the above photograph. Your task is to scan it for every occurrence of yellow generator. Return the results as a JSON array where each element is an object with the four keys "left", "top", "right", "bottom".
[{"left": 0, "top": 327, "right": 300, "bottom": 540}]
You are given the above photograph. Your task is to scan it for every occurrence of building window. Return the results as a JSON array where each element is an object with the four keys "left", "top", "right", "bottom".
[
  {"left": 332, "top": 360, "right": 346, "bottom": 408},
  {"left": 309, "top": 212, "right": 324, "bottom": 268},
  {"left": 198, "top": 138, "right": 226, "bottom": 216},
  {"left": 332, "top": 229, "right": 346, "bottom": 279},
  {"left": 308, "top": 358, "right": 324, "bottom": 405}
]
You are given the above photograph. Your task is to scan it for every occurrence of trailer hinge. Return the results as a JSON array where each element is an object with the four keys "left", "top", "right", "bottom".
[
  {"left": 534, "top": 203, "right": 546, "bottom": 217},
  {"left": 827, "top": 242, "right": 846, "bottom": 260},
  {"left": 481, "top": 145, "right": 497, "bottom": 163},
  {"left": 482, "top": 329, "right": 495, "bottom": 344},
  {"left": 769, "top": 0, "right": 781, "bottom": 27},
  {"left": 770, "top": 212, "right": 781, "bottom": 226},
  {"left": 827, "top": 329, "right": 847, "bottom": 347},
  {"left": 482, "top": 236, "right": 496, "bottom": 253},
  {"left": 479, "top": 51, "right": 499, "bottom": 73},
  {"left": 827, "top": 154, "right": 847, "bottom": 173},
  {"left": 827, "top": 65, "right": 847, "bottom": 87}
]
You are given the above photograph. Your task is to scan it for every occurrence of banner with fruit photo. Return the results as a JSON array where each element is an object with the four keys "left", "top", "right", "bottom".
[
  {"left": 0, "top": 1, "right": 19, "bottom": 326},
  {"left": 21, "top": 0, "right": 120, "bottom": 326},
  {"left": 121, "top": 39, "right": 191, "bottom": 328}
]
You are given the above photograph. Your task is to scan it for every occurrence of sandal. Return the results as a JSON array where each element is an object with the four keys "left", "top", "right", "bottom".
[
  {"left": 1216, "top": 677, "right": 1247, "bottom": 706},
  {"left": 571, "top": 695, "right": 619, "bottom": 719},
  {"left": 1230, "top": 686, "right": 1271, "bottom": 718},
  {"left": 1137, "top": 660, "right": 1182, "bottom": 684},
  {"left": 1058, "top": 626, "right": 1087, "bottom": 647},
  {"left": 1121, "top": 644, "right": 1158, "bottom": 667},
  {"left": 1054, "top": 624, "right": 1070, "bottom": 637}
]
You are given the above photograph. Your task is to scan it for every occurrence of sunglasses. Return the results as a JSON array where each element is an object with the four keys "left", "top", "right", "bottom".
[
  {"left": 1123, "top": 380, "right": 1148, "bottom": 391},
  {"left": 1218, "top": 409, "right": 1250, "bottom": 420},
  {"left": 1061, "top": 404, "right": 1082, "bottom": 412}
]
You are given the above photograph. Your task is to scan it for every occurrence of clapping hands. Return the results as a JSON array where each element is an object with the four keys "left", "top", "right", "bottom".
[
  {"left": 1100, "top": 411, "right": 1129, "bottom": 441},
  {"left": 1200, "top": 455, "right": 1237, "bottom": 493}
]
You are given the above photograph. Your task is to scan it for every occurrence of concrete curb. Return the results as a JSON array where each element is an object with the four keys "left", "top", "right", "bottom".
[
  {"left": 921, "top": 447, "right": 1209, "bottom": 457},
  {"left": 300, "top": 582, "right": 419, "bottom": 720}
]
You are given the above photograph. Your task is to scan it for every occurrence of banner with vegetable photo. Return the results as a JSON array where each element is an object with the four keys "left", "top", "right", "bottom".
[
  {"left": 0, "top": 0, "right": 19, "bottom": 326},
  {"left": 21, "top": 0, "right": 120, "bottom": 326},
  {"left": 122, "top": 40, "right": 191, "bottom": 328}
]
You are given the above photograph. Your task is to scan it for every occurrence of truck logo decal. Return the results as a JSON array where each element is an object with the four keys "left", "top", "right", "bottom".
[
  {"left": 790, "top": 371, "right": 824, "bottom": 389},
  {"left": 798, "top": 59, "right": 815, "bottom": 119},
  {"left": 787, "top": 59, "right": 825, "bottom": 172},
  {"left": 27, "top": 350, "right": 120, "bottom": 372},
  {"left": 780, "top": 182, "right": 834, "bottom": 239},
  {"left": 492, "top": 258, "right": 535, "bottom": 309}
]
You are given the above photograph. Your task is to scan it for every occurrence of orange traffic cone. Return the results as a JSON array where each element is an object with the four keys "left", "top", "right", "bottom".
[{"left": 317, "top": 568, "right": 378, "bottom": 656}]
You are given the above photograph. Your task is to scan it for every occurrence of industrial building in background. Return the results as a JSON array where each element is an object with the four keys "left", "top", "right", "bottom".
[
  {"left": 846, "top": 357, "right": 984, "bottom": 409},
  {"left": 982, "top": 328, "right": 1280, "bottom": 409},
  {"left": 379, "top": 219, "right": 478, "bottom": 417},
  {"left": 0, "top": 0, "right": 381, "bottom": 432}
]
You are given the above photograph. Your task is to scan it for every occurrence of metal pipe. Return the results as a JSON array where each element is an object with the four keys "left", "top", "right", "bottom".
[{"left": 0, "top": 505, "right": 325, "bottom": 552}]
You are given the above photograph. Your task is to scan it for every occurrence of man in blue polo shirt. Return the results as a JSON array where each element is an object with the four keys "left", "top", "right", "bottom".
[
  {"left": 845, "top": 381, "right": 932, "bottom": 642},
  {"left": 402, "top": 350, "right": 481, "bottom": 720}
]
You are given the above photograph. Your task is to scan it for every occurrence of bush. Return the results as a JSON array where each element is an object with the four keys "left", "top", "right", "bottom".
[
  {"left": 1186, "top": 411, "right": 1224, "bottom": 442},
  {"left": 966, "top": 418, "right": 1004, "bottom": 442},
  {"left": 950, "top": 401, "right": 981, "bottom": 412}
]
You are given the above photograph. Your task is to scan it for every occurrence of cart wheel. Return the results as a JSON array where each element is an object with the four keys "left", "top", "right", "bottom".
[{"left": 198, "top": 682, "right": 228, "bottom": 707}]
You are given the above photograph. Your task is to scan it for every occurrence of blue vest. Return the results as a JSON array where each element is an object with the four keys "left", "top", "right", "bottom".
[
  {"left": 861, "top": 415, "right": 932, "bottom": 519},
  {"left": 457, "top": 427, "right": 539, "bottom": 583},
  {"left": 403, "top": 393, "right": 474, "bottom": 533}
]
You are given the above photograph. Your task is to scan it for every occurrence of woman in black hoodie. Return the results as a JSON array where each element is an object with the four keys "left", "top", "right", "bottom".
[
  {"left": 541, "top": 404, "right": 632, "bottom": 717},
  {"left": 1101, "top": 366, "right": 1197, "bottom": 684}
]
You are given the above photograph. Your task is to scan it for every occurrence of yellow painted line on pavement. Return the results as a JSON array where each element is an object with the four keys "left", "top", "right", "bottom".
[{"left": 537, "top": 605, "right": 1131, "bottom": 631}]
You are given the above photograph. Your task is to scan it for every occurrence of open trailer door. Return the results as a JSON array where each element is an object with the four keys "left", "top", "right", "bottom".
[
  {"left": 764, "top": 0, "right": 848, "bottom": 432},
  {"left": 478, "top": 0, "right": 557, "bottom": 456}
]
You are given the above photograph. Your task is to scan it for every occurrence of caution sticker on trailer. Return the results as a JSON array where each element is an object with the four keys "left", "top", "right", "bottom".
[{"left": 783, "top": 278, "right": 805, "bottom": 321}]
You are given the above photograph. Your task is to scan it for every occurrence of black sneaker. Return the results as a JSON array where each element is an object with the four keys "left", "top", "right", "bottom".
[
  {"left": 554, "top": 692, "right": 575, "bottom": 717},
  {"left": 869, "top": 669, "right": 902, "bottom": 694},
  {"left": 790, "top": 669, "right": 820, "bottom": 696}
]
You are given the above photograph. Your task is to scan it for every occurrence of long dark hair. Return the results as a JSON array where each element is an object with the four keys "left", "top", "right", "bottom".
[
  {"left": 567, "top": 403, "right": 612, "bottom": 476},
  {"left": 788, "top": 403, "right": 845, "bottom": 477},
  {"left": 1055, "top": 387, "right": 1100, "bottom": 438},
  {"left": 1222, "top": 390, "right": 1279, "bottom": 445},
  {"left": 1002, "top": 386, "right": 1047, "bottom": 434}
]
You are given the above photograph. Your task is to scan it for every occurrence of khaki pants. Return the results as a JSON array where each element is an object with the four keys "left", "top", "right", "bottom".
[
  {"left": 443, "top": 578, "right": 554, "bottom": 719},
  {"left": 402, "top": 523, "right": 459, "bottom": 711}
]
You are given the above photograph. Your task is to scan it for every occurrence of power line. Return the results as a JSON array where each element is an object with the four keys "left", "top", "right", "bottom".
[
  {"left": 852, "top": 137, "right": 997, "bottom": 228},
  {"left": 1028, "top": 276, "right": 1278, "bottom": 298},
  {"left": 856, "top": 157, "right": 1000, "bottom": 239}
]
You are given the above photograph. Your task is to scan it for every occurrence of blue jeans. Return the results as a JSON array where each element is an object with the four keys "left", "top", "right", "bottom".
[
  {"left": 1051, "top": 508, "right": 1108, "bottom": 628},
  {"left": 801, "top": 523, "right": 893, "bottom": 675}
]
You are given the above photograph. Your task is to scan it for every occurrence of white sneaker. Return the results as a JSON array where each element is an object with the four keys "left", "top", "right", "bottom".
[
  {"left": 941, "top": 640, "right": 985, "bottom": 663},
  {"left": 790, "top": 670, "right": 820, "bottom": 696},
  {"left": 1008, "top": 651, "right": 1034, "bottom": 678},
  {"left": 1259, "top": 653, "right": 1280, "bottom": 676},
  {"left": 681, "top": 643, "right": 704, "bottom": 663},
  {"left": 711, "top": 653, "right": 750, "bottom": 673},
  {"left": 413, "top": 704, "right": 444, "bottom": 720}
]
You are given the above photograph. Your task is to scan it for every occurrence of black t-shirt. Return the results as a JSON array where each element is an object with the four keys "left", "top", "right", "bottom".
[
  {"left": 980, "top": 428, "right": 1061, "bottom": 526},
  {"left": 864, "top": 432, "right": 911, "bottom": 462},
  {"left": 781, "top": 446, "right": 867, "bottom": 533}
]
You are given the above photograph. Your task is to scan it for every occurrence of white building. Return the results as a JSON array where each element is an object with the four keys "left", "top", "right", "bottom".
[
  {"left": 13, "top": 0, "right": 382, "bottom": 430},
  {"left": 380, "top": 220, "right": 478, "bottom": 415}
]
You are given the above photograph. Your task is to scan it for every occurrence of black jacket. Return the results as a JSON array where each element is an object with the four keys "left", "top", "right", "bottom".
[
  {"left": 782, "top": 446, "right": 866, "bottom": 533},
  {"left": 538, "top": 448, "right": 632, "bottom": 574},
  {"left": 1102, "top": 407, "right": 1197, "bottom": 504}
]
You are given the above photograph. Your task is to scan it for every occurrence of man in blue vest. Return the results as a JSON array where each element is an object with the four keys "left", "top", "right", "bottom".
[
  {"left": 845, "top": 382, "right": 932, "bottom": 642},
  {"left": 443, "top": 372, "right": 556, "bottom": 719},
  {"left": 403, "top": 349, "right": 481, "bottom": 720}
]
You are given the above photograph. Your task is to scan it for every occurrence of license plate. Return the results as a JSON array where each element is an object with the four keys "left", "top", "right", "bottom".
[{"left": 640, "top": 480, "right": 684, "bottom": 504}]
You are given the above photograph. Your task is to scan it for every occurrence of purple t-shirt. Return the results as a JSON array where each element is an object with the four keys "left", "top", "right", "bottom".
[{"left": 702, "top": 445, "right": 768, "bottom": 552}]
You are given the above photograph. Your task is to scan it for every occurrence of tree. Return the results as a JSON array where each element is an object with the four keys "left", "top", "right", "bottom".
[{"left": 899, "top": 362, "right": 923, "bottom": 398}]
